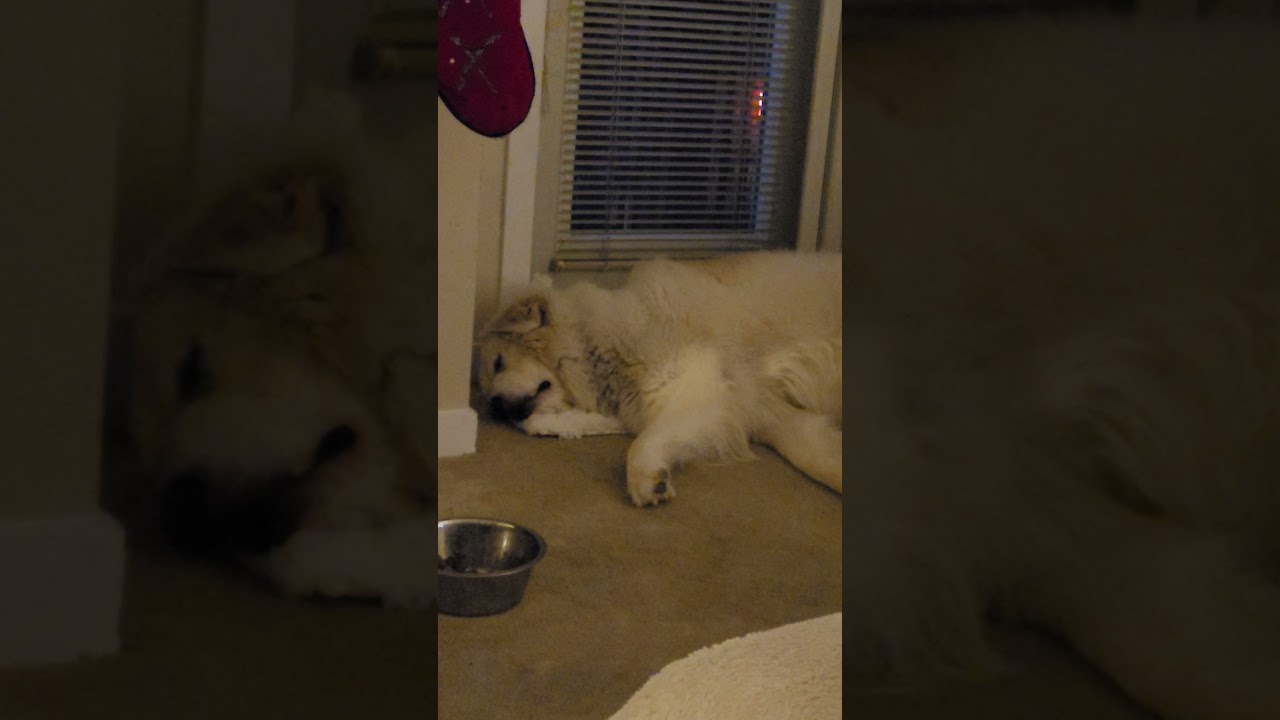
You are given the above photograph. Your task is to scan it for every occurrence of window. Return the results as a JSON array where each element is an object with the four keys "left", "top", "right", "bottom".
[{"left": 536, "top": 0, "right": 825, "bottom": 271}]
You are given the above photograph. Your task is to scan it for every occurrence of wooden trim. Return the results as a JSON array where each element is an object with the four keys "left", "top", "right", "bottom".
[
  {"left": 499, "top": 0, "right": 550, "bottom": 305},
  {"left": 0, "top": 511, "right": 125, "bottom": 666},
  {"left": 819, "top": 41, "right": 842, "bottom": 253},
  {"left": 795, "top": 0, "right": 843, "bottom": 253},
  {"left": 438, "top": 407, "right": 479, "bottom": 457}
]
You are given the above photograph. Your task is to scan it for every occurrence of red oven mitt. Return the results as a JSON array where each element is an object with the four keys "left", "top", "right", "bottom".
[{"left": 438, "top": 0, "right": 536, "bottom": 138}]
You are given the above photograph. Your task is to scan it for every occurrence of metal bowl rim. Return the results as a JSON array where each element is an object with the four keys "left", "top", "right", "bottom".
[{"left": 437, "top": 517, "right": 547, "bottom": 578}]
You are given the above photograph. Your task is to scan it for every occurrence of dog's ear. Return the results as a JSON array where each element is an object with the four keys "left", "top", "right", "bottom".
[
  {"left": 490, "top": 295, "right": 550, "bottom": 335},
  {"left": 275, "top": 163, "right": 349, "bottom": 253},
  {"left": 171, "top": 161, "right": 349, "bottom": 276},
  {"left": 530, "top": 273, "right": 553, "bottom": 292}
]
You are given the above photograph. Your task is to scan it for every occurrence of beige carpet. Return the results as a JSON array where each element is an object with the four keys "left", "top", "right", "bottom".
[
  {"left": 438, "top": 420, "right": 1154, "bottom": 719},
  {"left": 0, "top": 544, "right": 434, "bottom": 720},
  {"left": 0, "top": 422, "right": 434, "bottom": 720},
  {"left": 437, "top": 420, "right": 842, "bottom": 719}
]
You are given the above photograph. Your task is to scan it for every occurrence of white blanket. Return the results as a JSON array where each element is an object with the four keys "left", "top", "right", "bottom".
[{"left": 609, "top": 613, "right": 842, "bottom": 720}]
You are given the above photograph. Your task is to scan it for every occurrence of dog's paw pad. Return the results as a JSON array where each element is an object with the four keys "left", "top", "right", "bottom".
[{"left": 628, "top": 468, "right": 675, "bottom": 507}]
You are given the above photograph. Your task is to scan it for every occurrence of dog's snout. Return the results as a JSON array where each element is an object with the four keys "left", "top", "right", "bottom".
[
  {"left": 489, "top": 395, "right": 536, "bottom": 423},
  {"left": 162, "top": 470, "right": 308, "bottom": 555}
]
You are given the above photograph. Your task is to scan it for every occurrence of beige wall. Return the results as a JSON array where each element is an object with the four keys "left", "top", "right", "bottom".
[
  {"left": 113, "top": 0, "right": 202, "bottom": 282},
  {"left": 439, "top": 103, "right": 506, "bottom": 411},
  {"left": 0, "top": 4, "right": 122, "bottom": 519},
  {"left": 103, "top": 0, "right": 202, "bottom": 453},
  {"left": 473, "top": 139, "right": 510, "bottom": 336}
]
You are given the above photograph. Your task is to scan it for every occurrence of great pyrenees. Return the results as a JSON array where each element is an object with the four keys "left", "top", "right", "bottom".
[
  {"left": 480, "top": 233, "right": 1280, "bottom": 719},
  {"left": 127, "top": 123, "right": 434, "bottom": 607},
  {"left": 475, "top": 250, "right": 843, "bottom": 506}
]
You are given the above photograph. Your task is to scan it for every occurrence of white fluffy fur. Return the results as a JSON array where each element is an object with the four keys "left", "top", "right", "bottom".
[
  {"left": 840, "top": 18, "right": 1280, "bottom": 719},
  {"left": 127, "top": 107, "right": 433, "bottom": 607},
  {"left": 476, "top": 251, "right": 843, "bottom": 506},
  {"left": 842, "top": 250, "right": 1280, "bottom": 719}
]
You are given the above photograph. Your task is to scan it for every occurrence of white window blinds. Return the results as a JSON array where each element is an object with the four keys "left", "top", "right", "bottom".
[{"left": 552, "top": 0, "right": 814, "bottom": 269}]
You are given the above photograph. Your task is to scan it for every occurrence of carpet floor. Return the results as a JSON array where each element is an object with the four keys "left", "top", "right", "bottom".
[
  {"left": 0, "top": 419, "right": 1149, "bottom": 720},
  {"left": 437, "top": 420, "right": 843, "bottom": 719},
  {"left": 0, "top": 534, "right": 434, "bottom": 720},
  {"left": 438, "top": 420, "right": 1150, "bottom": 719}
]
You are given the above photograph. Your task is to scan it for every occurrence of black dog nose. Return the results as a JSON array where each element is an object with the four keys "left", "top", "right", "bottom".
[
  {"left": 163, "top": 470, "right": 216, "bottom": 552},
  {"left": 224, "top": 474, "right": 309, "bottom": 554},
  {"left": 314, "top": 424, "right": 357, "bottom": 466},
  {"left": 489, "top": 396, "right": 535, "bottom": 423},
  {"left": 489, "top": 396, "right": 508, "bottom": 422},
  {"left": 162, "top": 470, "right": 308, "bottom": 555},
  {"left": 509, "top": 399, "right": 535, "bottom": 422}
]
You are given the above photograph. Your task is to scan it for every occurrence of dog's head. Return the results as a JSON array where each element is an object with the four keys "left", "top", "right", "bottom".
[
  {"left": 475, "top": 294, "right": 573, "bottom": 423},
  {"left": 127, "top": 150, "right": 420, "bottom": 558},
  {"left": 130, "top": 282, "right": 413, "bottom": 557}
]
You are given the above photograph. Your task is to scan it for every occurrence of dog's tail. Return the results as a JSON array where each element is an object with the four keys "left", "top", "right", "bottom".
[
  {"left": 764, "top": 337, "right": 842, "bottom": 423},
  {"left": 1014, "top": 296, "right": 1280, "bottom": 719}
]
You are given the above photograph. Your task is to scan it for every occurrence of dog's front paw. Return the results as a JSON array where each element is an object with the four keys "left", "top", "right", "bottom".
[
  {"left": 626, "top": 464, "right": 676, "bottom": 507},
  {"left": 520, "top": 412, "right": 580, "bottom": 438},
  {"left": 518, "top": 409, "right": 628, "bottom": 439},
  {"left": 256, "top": 523, "right": 435, "bottom": 608}
]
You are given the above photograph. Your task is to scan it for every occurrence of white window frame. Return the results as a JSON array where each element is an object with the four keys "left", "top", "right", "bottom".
[{"left": 498, "top": 0, "right": 841, "bottom": 289}]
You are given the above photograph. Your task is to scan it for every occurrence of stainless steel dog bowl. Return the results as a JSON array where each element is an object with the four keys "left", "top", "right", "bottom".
[{"left": 437, "top": 518, "right": 547, "bottom": 617}]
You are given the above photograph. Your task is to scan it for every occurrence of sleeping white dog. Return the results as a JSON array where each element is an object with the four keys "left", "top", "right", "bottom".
[
  {"left": 127, "top": 115, "right": 434, "bottom": 607},
  {"left": 474, "top": 251, "right": 843, "bottom": 507}
]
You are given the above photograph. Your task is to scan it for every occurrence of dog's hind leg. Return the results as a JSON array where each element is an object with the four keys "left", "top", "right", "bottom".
[
  {"left": 626, "top": 412, "right": 749, "bottom": 507},
  {"left": 625, "top": 347, "right": 751, "bottom": 507},
  {"left": 1017, "top": 509, "right": 1280, "bottom": 720},
  {"left": 757, "top": 405, "right": 842, "bottom": 493}
]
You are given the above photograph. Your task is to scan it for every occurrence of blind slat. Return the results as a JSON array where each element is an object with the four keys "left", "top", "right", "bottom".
[
  {"left": 575, "top": 13, "right": 791, "bottom": 29},
  {"left": 565, "top": 68, "right": 788, "bottom": 84},
  {"left": 567, "top": 58, "right": 783, "bottom": 73},
  {"left": 574, "top": 0, "right": 783, "bottom": 13},
  {"left": 573, "top": 25, "right": 790, "bottom": 44},
  {"left": 558, "top": 237, "right": 771, "bottom": 251},
  {"left": 561, "top": 157, "right": 781, "bottom": 168},
  {"left": 568, "top": 196, "right": 778, "bottom": 204},
  {"left": 576, "top": 49, "right": 783, "bottom": 66}
]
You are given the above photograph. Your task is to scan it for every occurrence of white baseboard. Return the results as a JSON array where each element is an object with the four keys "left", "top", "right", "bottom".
[
  {"left": 0, "top": 509, "right": 125, "bottom": 666},
  {"left": 438, "top": 407, "right": 479, "bottom": 457}
]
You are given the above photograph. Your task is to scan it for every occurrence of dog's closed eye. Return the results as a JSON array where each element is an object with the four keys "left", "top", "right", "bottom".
[
  {"left": 494, "top": 355, "right": 504, "bottom": 374},
  {"left": 314, "top": 424, "right": 358, "bottom": 466}
]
